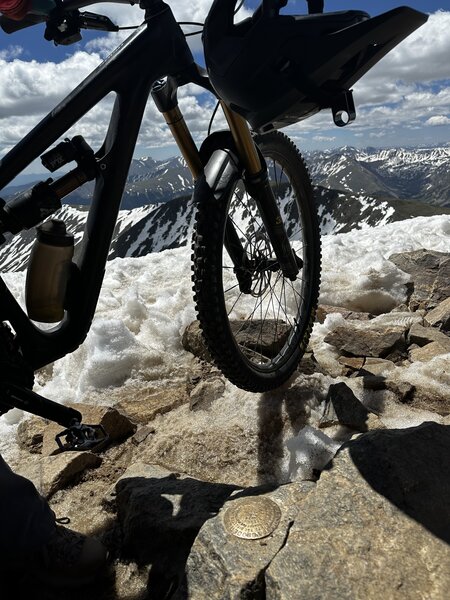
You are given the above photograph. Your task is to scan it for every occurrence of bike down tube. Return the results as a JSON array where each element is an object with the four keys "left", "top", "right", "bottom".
[{"left": 0, "top": 5, "right": 196, "bottom": 369}]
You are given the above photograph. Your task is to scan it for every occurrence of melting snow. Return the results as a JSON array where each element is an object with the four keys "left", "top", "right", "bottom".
[{"left": 1, "top": 215, "right": 449, "bottom": 465}]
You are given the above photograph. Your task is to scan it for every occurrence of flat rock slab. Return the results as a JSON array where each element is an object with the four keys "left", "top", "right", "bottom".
[
  {"left": 114, "top": 463, "right": 240, "bottom": 595},
  {"left": 409, "top": 341, "right": 450, "bottom": 362},
  {"left": 266, "top": 423, "right": 450, "bottom": 600},
  {"left": 42, "top": 451, "right": 102, "bottom": 498},
  {"left": 117, "top": 386, "right": 187, "bottom": 425},
  {"left": 324, "top": 323, "right": 407, "bottom": 358},
  {"left": 409, "top": 322, "right": 450, "bottom": 347},
  {"left": 360, "top": 357, "right": 396, "bottom": 376}
]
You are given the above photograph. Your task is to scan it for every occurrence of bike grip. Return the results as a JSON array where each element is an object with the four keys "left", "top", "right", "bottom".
[
  {"left": 262, "top": 0, "right": 288, "bottom": 17},
  {"left": 0, "top": 13, "right": 46, "bottom": 33}
]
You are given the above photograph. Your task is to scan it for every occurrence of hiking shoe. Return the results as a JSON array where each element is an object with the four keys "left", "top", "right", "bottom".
[{"left": 32, "top": 524, "right": 108, "bottom": 588}]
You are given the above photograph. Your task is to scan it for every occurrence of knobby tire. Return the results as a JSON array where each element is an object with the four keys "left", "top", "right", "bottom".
[{"left": 192, "top": 131, "right": 321, "bottom": 392}]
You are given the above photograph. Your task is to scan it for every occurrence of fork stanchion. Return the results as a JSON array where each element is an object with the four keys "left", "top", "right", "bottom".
[
  {"left": 162, "top": 106, "right": 203, "bottom": 180},
  {"left": 151, "top": 77, "right": 203, "bottom": 179},
  {"left": 220, "top": 102, "right": 262, "bottom": 176}
]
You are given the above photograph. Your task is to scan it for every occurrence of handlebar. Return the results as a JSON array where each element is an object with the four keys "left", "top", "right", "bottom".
[
  {"left": 1, "top": 0, "right": 325, "bottom": 38},
  {"left": 0, "top": 0, "right": 136, "bottom": 36}
]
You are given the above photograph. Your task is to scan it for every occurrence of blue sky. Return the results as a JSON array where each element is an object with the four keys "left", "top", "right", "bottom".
[
  {"left": 5, "top": 1, "right": 448, "bottom": 63},
  {"left": 0, "top": 0, "right": 449, "bottom": 170}
]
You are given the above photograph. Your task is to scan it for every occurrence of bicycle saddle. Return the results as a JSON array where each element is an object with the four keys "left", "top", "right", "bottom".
[
  {"left": 286, "top": 10, "right": 369, "bottom": 36},
  {"left": 204, "top": 0, "right": 428, "bottom": 131}
]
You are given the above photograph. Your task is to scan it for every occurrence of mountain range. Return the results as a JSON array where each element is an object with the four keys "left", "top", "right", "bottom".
[
  {"left": 0, "top": 145, "right": 448, "bottom": 272},
  {"left": 306, "top": 146, "right": 450, "bottom": 207}
]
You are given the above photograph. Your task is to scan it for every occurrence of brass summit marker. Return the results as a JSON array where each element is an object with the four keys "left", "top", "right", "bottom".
[{"left": 223, "top": 497, "right": 281, "bottom": 540}]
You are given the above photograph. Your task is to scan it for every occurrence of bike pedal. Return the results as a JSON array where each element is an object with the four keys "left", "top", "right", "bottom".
[{"left": 55, "top": 423, "right": 109, "bottom": 452}]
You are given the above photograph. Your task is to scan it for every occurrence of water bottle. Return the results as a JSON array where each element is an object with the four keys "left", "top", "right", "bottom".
[{"left": 25, "top": 219, "right": 74, "bottom": 323}]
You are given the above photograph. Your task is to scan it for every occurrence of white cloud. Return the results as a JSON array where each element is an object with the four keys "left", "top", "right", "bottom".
[
  {"left": 87, "top": 0, "right": 252, "bottom": 55},
  {"left": 313, "top": 135, "right": 336, "bottom": 143},
  {"left": 425, "top": 115, "right": 450, "bottom": 126},
  {"left": 283, "top": 11, "right": 450, "bottom": 143},
  {"left": 0, "top": 51, "right": 102, "bottom": 118},
  {"left": 0, "top": 7, "right": 449, "bottom": 161},
  {"left": 0, "top": 45, "right": 23, "bottom": 61}
]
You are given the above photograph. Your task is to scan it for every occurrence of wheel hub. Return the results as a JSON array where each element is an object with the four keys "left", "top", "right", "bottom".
[{"left": 244, "top": 232, "right": 274, "bottom": 297}]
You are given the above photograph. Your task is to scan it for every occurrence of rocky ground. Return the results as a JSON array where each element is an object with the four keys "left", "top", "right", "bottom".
[{"left": 3, "top": 249, "right": 450, "bottom": 600}]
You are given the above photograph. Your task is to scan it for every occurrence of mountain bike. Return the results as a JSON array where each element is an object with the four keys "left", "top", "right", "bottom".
[{"left": 0, "top": 0, "right": 426, "bottom": 447}]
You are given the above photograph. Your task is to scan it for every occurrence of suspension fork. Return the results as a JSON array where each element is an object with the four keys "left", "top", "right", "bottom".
[
  {"left": 153, "top": 79, "right": 299, "bottom": 280},
  {"left": 152, "top": 79, "right": 247, "bottom": 273},
  {"left": 220, "top": 103, "right": 300, "bottom": 280}
]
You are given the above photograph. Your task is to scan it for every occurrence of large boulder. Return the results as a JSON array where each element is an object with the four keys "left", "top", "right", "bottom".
[
  {"left": 183, "top": 481, "right": 315, "bottom": 599},
  {"left": 182, "top": 319, "right": 291, "bottom": 362},
  {"left": 265, "top": 423, "right": 450, "bottom": 599},
  {"left": 389, "top": 250, "right": 450, "bottom": 311},
  {"left": 181, "top": 423, "right": 450, "bottom": 599},
  {"left": 114, "top": 463, "right": 240, "bottom": 597}
]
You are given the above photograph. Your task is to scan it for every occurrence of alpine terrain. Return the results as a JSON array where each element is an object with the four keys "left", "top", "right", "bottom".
[{"left": 0, "top": 145, "right": 448, "bottom": 272}]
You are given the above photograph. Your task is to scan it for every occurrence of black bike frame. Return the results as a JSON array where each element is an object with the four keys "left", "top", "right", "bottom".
[{"left": 0, "top": 0, "right": 213, "bottom": 371}]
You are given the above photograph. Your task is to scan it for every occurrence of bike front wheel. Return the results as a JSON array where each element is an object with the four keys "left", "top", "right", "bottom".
[{"left": 192, "top": 130, "right": 321, "bottom": 392}]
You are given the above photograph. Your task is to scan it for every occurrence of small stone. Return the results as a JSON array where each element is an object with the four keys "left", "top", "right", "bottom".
[
  {"left": 298, "top": 352, "right": 324, "bottom": 375},
  {"left": 366, "top": 413, "right": 385, "bottom": 430},
  {"left": 189, "top": 378, "right": 226, "bottom": 410},
  {"left": 338, "top": 356, "right": 365, "bottom": 370},
  {"left": 132, "top": 426, "right": 155, "bottom": 446},
  {"left": 425, "top": 297, "right": 450, "bottom": 332},
  {"left": 42, "top": 451, "right": 102, "bottom": 498},
  {"left": 409, "top": 341, "right": 450, "bottom": 363},
  {"left": 385, "top": 380, "right": 416, "bottom": 403},
  {"left": 182, "top": 321, "right": 212, "bottom": 361},
  {"left": 16, "top": 416, "right": 47, "bottom": 454},
  {"left": 391, "top": 303, "right": 410, "bottom": 313},
  {"left": 319, "top": 383, "right": 370, "bottom": 431},
  {"left": 383, "top": 347, "right": 410, "bottom": 364},
  {"left": 409, "top": 323, "right": 450, "bottom": 348}
]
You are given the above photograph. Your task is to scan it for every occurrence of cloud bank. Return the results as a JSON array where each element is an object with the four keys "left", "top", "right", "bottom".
[{"left": 0, "top": 7, "right": 448, "bottom": 161}]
